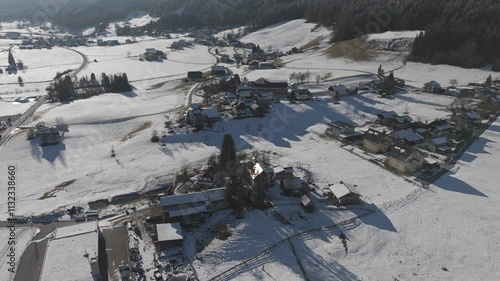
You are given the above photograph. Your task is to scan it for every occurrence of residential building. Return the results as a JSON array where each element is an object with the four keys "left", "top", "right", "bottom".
[
  {"left": 329, "top": 85, "right": 347, "bottom": 97},
  {"left": 363, "top": 129, "right": 394, "bottom": 154},
  {"left": 160, "top": 187, "right": 228, "bottom": 224},
  {"left": 328, "top": 182, "right": 362, "bottom": 205},
  {"left": 293, "top": 89, "right": 312, "bottom": 101},
  {"left": 328, "top": 120, "right": 356, "bottom": 137},
  {"left": 390, "top": 128, "right": 424, "bottom": 145},
  {"left": 250, "top": 103, "right": 266, "bottom": 117},
  {"left": 427, "top": 137, "right": 452, "bottom": 154},
  {"left": 424, "top": 80, "right": 442, "bottom": 93},
  {"left": 249, "top": 162, "right": 274, "bottom": 189},
  {"left": 187, "top": 71, "right": 203, "bottom": 81},
  {"left": 386, "top": 146, "right": 425, "bottom": 174},
  {"left": 252, "top": 78, "right": 288, "bottom": 96},
  {"left": 259, "top": 61, "right": 276, "bottom": 69},
  {"left": 186, "top": 105, "right": 219, "bottom": 126},
  {"left": 211, "top": 65, "right": 226, "bottom": 76}
]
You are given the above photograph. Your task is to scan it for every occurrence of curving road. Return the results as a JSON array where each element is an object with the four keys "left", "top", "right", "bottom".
[{"left": 0, "top": 47, "right": 89, "bottom": 147}]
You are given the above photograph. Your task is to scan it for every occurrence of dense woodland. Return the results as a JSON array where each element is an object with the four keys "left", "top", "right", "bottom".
[
  {"left": 4, "top": 0, "right": 500, "bottom": 70},
  {"left": 47, "top": 73, "right": 132, "bottom": 102}
]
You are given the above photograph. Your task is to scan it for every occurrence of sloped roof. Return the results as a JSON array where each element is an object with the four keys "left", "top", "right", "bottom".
[
  {"left": 329, "top": 182, "right": 361, "bottom": 199},
  {"left": 364, "top": 129, "right": 391, "bottom": 144},
  {"left": 389, "top": 146, "right": 423, "bottom": 163},
  {"left": 160, "top": 193, "right": 209, "bottom": 207},
  {"left": 329, "top": 85, "right": 347, "bottom": 92},
  {"left": 301, "top": 195, "right": 312, "bottom": 206},
  {"left": 432, "top": 137, "right": 449, "bottom": 146},
  {"left": 157, "top": 223, "right": 183, "bottom": 242}
]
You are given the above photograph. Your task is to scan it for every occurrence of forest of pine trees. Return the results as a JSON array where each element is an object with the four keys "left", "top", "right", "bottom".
[{"left": 47, "top": 73, "right": 132, "bottom": 102}]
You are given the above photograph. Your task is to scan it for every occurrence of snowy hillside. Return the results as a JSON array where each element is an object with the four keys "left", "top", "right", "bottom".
[{"left": 241, "top": 19, "right": 332, "bottom": 52}]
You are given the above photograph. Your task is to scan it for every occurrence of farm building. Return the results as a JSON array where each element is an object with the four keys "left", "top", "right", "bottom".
[
  {"left": 328, "top": 182, "right": 362, "bottom": 206},
  {"left": 252, "top": 78, "right": 288, "bottom": 96},
  {"left": 293, "top": 89, "right": 312, "bottom": 100}
]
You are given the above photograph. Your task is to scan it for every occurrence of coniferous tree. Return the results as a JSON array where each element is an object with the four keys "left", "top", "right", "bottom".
[
  {"left": 219, "top": 134, "right": 237, "bottom": 172},
  {"left": 8, "top": 50, "right": 15, "bottom": 66}
]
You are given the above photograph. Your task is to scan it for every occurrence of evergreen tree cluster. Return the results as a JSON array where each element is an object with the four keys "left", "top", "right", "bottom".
[{"left": 47, "top": 72, "right": 132, "bottom": 102}]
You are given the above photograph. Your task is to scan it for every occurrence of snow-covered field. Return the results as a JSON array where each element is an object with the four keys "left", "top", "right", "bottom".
[{"left": 0, "top": 19, "right": 499, "bottom": 281}]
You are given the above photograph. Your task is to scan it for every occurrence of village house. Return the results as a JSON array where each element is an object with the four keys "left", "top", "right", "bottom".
[
  {"left": 250, "top": 103, "right": 266, "bottom": 117},
  {"left": 248, "top": 161, "right": 274, "bottom": 189},
  {"left": 292, "top": 89, "right": 312, "bottom": 101},
  {"left": 428, "top": 119, "right": 454, "bottom": 134},
  {"left": 211, "top": 65, "right": 226, "bottom": 76},
  {"left": 328, "top": 181, "right": 362, "bottom": 206},
  {"left": 259, "top": 61, "right": 276, "bottom": 69},
  {"left": 363, "top": 129, "right": 394, "bottom": 154},
  {"left": 377, "top": 111, "right": 398, "bottom": 125},
  {"left": 187, "top": 71, "right": 204, "bottom": 81},
  {"left": 160, "top": 187, "right": 228, "bottom": 225},
  {"left": 328, "top": 120, "right": 356, "bottom": 137},
  {"left": 427, "top": 137, "right": 452, "bottom": 154},
  {"left": 220, "top": 54, "right": 231, "bottom": 63},
  {"left": 237, "top": 90, "right": 254, "bottom": 100},
  {"left": 248, "top": 60, "right": 260, "bottom": 69},
  {"left": 390, "top": 128, "right": 424, "bottom": 145},
  {"left": 231, "top": 101, "right": 247, "bottom": 117},
  {"left": 301, "top": 195, "right": 314, "bottom": 212},
  {"left": 424, "top": 80, "right": 442, "bottom": 93},
  {"left": 186, "top": 104, "right": 220, "bottom": 126},
  {"left": 156, "top": 223, "right": 184, "bottom": 248},
  {"left": 252, "top": 78, "right": 288, "bottom": 96},
  {"left": 329, "top": 84, "right": 347, "bottom": 98},
  {"left": 35, "top": 123, "right": 61, "bottom": 146},
  {"left": 386, "top": 146, "right": 425, "bottom": 174},
  {"left": 256, "top": 92, "right": 274, "bottom": 107},
  {"left": 390, "top": 115, "right": 413, "bottom": 129},
  {"left": 281, "top": 176, "right": 304, "bottom": 196},
  {"left": 451, "top": 111, "right": 482, "bottom": 127},
  {"left": 273, "top": 166, "right": 294, "bottom": 179}
]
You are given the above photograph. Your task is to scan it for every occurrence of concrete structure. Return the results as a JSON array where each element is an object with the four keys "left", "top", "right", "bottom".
[{"left": 40, "top": 222, "right": 101, "bottom": 281}]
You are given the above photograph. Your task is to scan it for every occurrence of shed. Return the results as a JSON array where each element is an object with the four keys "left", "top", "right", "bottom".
[{"left": 301, "top": 195, "right": 314, "bottom": 212}]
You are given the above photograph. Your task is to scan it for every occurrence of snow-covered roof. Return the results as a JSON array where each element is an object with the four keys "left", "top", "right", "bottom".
[
  {"left": 432, "top": 137, "right": 449, "bottom": 146},
  {"left": 329, "top": 182, "right": 361, "bottom": 199},
  {"left": 329, "top": 85, "right": 347, "bottom": 93},
  {"left": 425, "top": 80, "right": 441, "bottom": 87},
  {"left": 55, "top": 221, "right": 98, "bottom": 239},
  {"left": 160, "top": 193, "right": 209, "bottom": 207},
  {"left": 40, "top": 222, "right": 99, "bottom": 281},
  {"left": 202, "top": 108, "right": 219, "bottom": 119},
  {"left": 156, "top": 223, "right": 183, "bottom": 242},
  {"left": 466, "top": 111, "right": 481, "bottom": 120},
  {"left": 378, "top": 111, "right": 397, "bottom": 119}
]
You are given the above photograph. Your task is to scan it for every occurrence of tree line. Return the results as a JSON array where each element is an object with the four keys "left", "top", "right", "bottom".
[{"left": 47, "top": 73, "right": 132, "bottom": 102}]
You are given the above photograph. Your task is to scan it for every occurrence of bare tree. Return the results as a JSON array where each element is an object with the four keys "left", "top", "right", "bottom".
[
  {"left": 450, "top": 79, "right": 458, "bottom": 87},
  {"left": 316, "top": 74, "right": 321, "bottom": 84}
]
